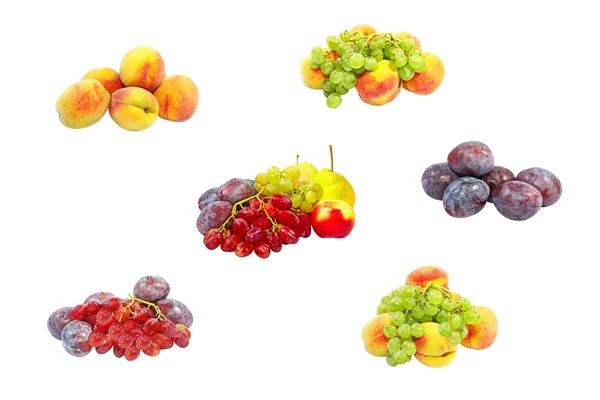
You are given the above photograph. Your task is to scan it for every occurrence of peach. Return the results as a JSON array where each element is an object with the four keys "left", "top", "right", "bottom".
[
  {"left": 55, "top": 79, "right": 110, "bottom": 129},
  {"left": 415, "top": 349, "right": 457, "bottom": 367},
  {"left": 355, "top": 60, "right": 401, "bottom": 106},
  {"left": 414, "top": 322, "right": 457, "bottom": 367},
  {"left": 461, "top": 306, "right": 498, "bottom": 350},
  {"left": 405, "top": 265, "right": 449, "bottom": 288},
  {"left": 361, "top": 313, "right": 392, "bottom": 357},
  {"left": 152, "top": 75, "right": 199, "bottom": 122},
  {"left": 109, "top": 87, "right": 159, "bottom": 131},
  {"left": 403, "top": 52, "right": 445, "bottom": 95},
  {"left": 394, "top": 32, "right": 422, "bottom": 49},
  {"left": 300, "top": 51, "right": 339, "bottom": 90},
  {"left": 350, "top": 24, "right": 377, "bottom": 36},
  {"left": 119, "top": 46, "right": 166, "bottom": 92},
  {"left": 82, "top": 67, "right": 123, "bottom": 95}
]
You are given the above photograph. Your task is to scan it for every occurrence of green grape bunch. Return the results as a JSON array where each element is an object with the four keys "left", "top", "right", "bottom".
[{"left": 255, "top": 165, "right": 323, "bottom": 213}]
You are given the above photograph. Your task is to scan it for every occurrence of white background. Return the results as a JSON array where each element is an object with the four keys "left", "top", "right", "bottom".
[{"left": 1, "top": 0, "right": 598, "bottom": 398}]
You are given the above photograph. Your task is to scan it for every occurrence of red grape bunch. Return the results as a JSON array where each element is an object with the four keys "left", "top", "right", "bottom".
[
  {"left": 199, "top": 183, "right": 311, "bottom": 259},
  {"left": 421, "top": 141, "right": 562, "bottom": 221},
  {"left": 47, "top": 276, "right": 193, "bottom": 361}
]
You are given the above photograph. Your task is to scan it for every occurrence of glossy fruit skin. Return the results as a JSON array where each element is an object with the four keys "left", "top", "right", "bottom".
[
  {"left": 311, "top": 200, "right": 355, "bottom": 238},
  {"left": 196, "top": 201, "right": 233, "bottom": 235},
  {"left": 421, "top": 163, "right": 459, "bottom": 200},
  {"left": 48, "top": 307, "right": 74, "bottom": 340},
  {"left": 198, "top": 187, "right": 220, "bottom": 210},
  {"left": 492, "top": 181, "right": 543, "bottom": 221},
  {"left": 516, "top": 167, "right": 562, "bottom": 207},
  {"left": 442, "top": 177, "right": 490, "bottom": 218},
  {"left": 447, "top": 141, "right": 494, "bottom": 177},
  {"left": 483, "top": 166, "right": 515, "bottom": 202},
  {"left": 133, "top": 276, "right": 170, "bottom": 303},
  {"left": 61, "top": 320, "right": 93, "bottom": 357},
  {"left": 156, "top": 299, "right": 193, "bottom": 328},
  {"left": 218, "top": 178, "right": 254, "bottom": 204}
]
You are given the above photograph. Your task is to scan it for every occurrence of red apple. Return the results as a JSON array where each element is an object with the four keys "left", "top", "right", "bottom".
[{"left": 311, "top": 200, "right": 356, "bottom": 238}]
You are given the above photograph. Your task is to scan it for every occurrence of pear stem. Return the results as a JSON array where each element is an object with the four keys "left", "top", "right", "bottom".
[{"left": 329, "top": 145, "right": 334, "bottom": 172}]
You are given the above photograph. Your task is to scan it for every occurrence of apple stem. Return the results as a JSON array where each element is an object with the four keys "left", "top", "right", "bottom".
[{"left": 329, "top": 145, "right": 334, "bottom": 172}]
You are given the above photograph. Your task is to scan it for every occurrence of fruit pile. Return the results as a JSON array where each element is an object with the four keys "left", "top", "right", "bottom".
[
  {"left": 422, "top": 141, "right": 562, "bottom": 221},
  {"left": 197, "top": 146, "right": 357, "bottom": 258},
  {"left": 55, "top": 46, "right": 199, "bottom": 131},
  {"left": 361, "top": 266, "right": 498, "bottom": 368},
  {"left": 300, "top": 24, "right": 445, "bottom": 108},
  {"left": 47, "top": 276, "right": 193, "bottom": 361}
]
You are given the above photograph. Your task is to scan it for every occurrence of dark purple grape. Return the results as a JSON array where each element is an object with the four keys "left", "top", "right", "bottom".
[
  {"left": 492, "top": 181, "right": 543, "bottom": 221},
  {"left": 421, "top": 163, "right": 460, "bottom": 200},
  {"left": 218, "top": 178, "right": 254, "bottom": 204},
  {"left": 443, "top": 177, "right": 490, "bottom": 218},
  {"left": 133, "top": 276, "right": 170, "bottom": 302},
  {"left": 156, "top": 299, "right": 193, "bottom": 328},
  {"left": 516, "top": 168, "right": 562, "bottom": 207},
  {"left": 447, "top": 141, "right": 494, "bottom": 177},
  {"left": 198, "top": 187, "right": 220, "bottom": 211},
  {"left": 61, "top": 320, "right": 93, "bottom": 357},
  {"left": 483, "top": 166, "right": 516, "bottom": 202},
  {"left": 196, "top": 200, "right": 233, "bottom": 235},
  {"left": 84, "top": 292, "right": 116, "bottom": 304},
  {"left": 48, "top": 307, "right": 73, "bottom": 340},
  {"left": 246, "top": 179, "right": 258, "bottom": 195}
]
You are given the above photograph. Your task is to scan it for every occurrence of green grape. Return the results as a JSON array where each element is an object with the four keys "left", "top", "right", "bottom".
[
  {"left": 330, "top": 70, "right": 344, "bottom": 85},
  {"left": 457, "top": 298, "right": 472, "bottom": 311},
  {"left": 290, "top": 193, "right": 303, "bottom": 208},
  {"left": 410, "top": 323, "right": 424, "bottom": 338},
  {"left": 381, "top": 295, "right": 391, "bottom": 304},
  {"left": 435, "top": 310, "right": 449, "bottom": 323},
  {"left": 320, "top": 59, "right": 334, "bottom": 75},
  {"left": 438, "top": 321, "right": 452, "bottom": 337},
  {"left": 266, "top": 166, "right": 281, "bottom": 183},
  {"left": 410, "top": 48, "right": 422, "bottom": 56},
  {"left": 326, "top": 93, "right": 342, "bottom": 109},
  {"left": 370, "top": 36, "right": 385, "bottom": 50},
  {"left": 413, "top": 62, "right": 426, "bottom": 73},
  {"left": 424, "top": 303, "right": 439, "bottom": 316},
  {"left": 386, "top": 353, "right": 399, "bottom": 367},
  {"left": 300, "top": 201, "right": 313, "bottom": 212},
  {"left": 255, "top": 172, "right": 268, "bottom": 186},
  {"left": 283, "top": 166, "right": 300, "bottom": 182},
  {"left": 307, "top": 181, "right": 321, "bottom": 192},
  {"left": 426, "top": 290, "right": 443, "bottom": 305},
  {"left": 335, "top": 85, "right": 349, "bottom": 95},
  {"left": 391, "top": 312, "right": 405, "bottom": 326},
  {"left": 297, "top": 183, "right": 308, "bottom": 192},
  {"left": 408, "top": 55, "right": 425, "bottom": 71},
  {"left": 313, "top": 54, "right": 325, "bottom": 65},
  {"left": 458, "top": 317, "right": 467, "bottom": 330},
  {"left": 326, "top": 36, "right": 341, "bottom": 51},
  {"left": 449, "top": 314, "right": 462, "bottom": 330},
  {"left": 323, "top": 90, "right": 331, "bottom": 98},
  {"left": 371, "top": 49, "right": 384, "bottom": 62},
  {"left": 460, "top": 326, "right": 469, "bottom": 339},
  {"left": 419, "top": 315, "right": 433, "bottom": 323},
  {"left": 399, "top": 65, "right": 415, "bottom": 81},
  {"left": 342, "top": 59, "right": 354, "bottom": 72},
  {"left": 356, "top": 36, "right": 368, "bottom": 49},
  {"left": 402, "top": 340, "right": 417, "bottom": 356},
  {"left": 388, "top": 296, "right": 403, "bottom": 311},
  {"left": 349, "top": 53, "right": 365, "bottom": 69},
  {"left": 400, "top": 285, "right": 417, "bottom": 298},
  {"left": 354, "top": 67, "right": 366, "bottom": 75},
  {"left": 411, "top": 306, "right": 425, "bottom": 319},
  {"left": 341, "top": 49, "right": 354, "bottom": 61},
  {"left": 400, "top": 38, "right": 415, "bottom": 52},
  {"left": 441, "top": 298, "right": 455, "bottom": 311},
  {"left": 309, "top": 59, "right": 319, "bottom": 69},
  {"left": 394, "top": 54, "right": 408, "bottom": 68},
  {"left": 311, "top": 46, "right": 324, "bottom": 59},
  {"left": 342, "top": 72, "right": 357, "bottom": 89},
  {"left": 383, "top": 324, "right": 398, "bottom": 338},
  {"left": 254, "top": 182, "right": 263, "bottom": 192},
  {"left": 448, "top": 331, "right": 462, "bottom": 345},
  {"left": 389, "top": 48, "right": 403, "bottom": 61},
  {"left": 339, "top": 31, "right": 350, "bottom": 41},
  {"left": 336, "top": 42, "right": 350, "bottom": 55},
  {"left": 403, "top": 297, "right": 416, "bottom": 310},
  {"left": 376, "top": 304, "right": 388, "bottom": 315},
  {"left": 279, "top": 177, "right": 293, "bottom": 193},
  {"left": 390, "top": 290, "right": 401, "bottom": 298},
  {"left": 398, "top": 324, "right": 412, "bottom": 340},
  {"left": 305, "top": 191, "right": 318, "bottom": 203},
  {"left": 392, "top": 350, "right": 408, "bottom": 364},
  {"left": 387, "top": 337, "right": 402, "bottom": 353},
  {"left": 464, "top": 310, "right": 480, "bottom": 325},
  {"left": 264, "top": 183, "right": 277, "bottom": 196},
  {"left": 405, "top": 315, "right": 417, "bottom": 326},
  {"left": 322, "top": 80, "right": 335, "bottom": 93},
  {"left": 364, "top": 57, "right": 378, "bottom": 71},
  {"left": 334, "top": 58, "right": 344, "bottom": 71}
]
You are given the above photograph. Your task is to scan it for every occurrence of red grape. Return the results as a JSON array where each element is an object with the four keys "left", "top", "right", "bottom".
[
  {"left": 245, "top": 227, "right": 266, "bottom": 243},
  {"left": 235, "top": 241, "right": 254, "bottom": 257},
  {"left": 266, "top": 231, "right": 282, "bottom": 252},
  {"left": 254, "top": 241, "right": 271, "bottom": 259},
  {"left": 117, "top": 332, "right": 136, "bottom": 349},
  {"left": 262, "top": 202, "right": 277, "bottom": 218},
  {"left": 113, "top": 345, "right": 126, "bottom": 358},
  {"left": 95, "top": 337, "right": 114, "bottom": 354},
  {"left": 85, "top": 314, "right": 97, "bottom": 327},
  {"left": 113, "top": 306, "right": 130, "bottom": 323},
  {"left": 123, "top": 320, "right": 142, "bottom": 332},
  {"left": 176, "top": 324, "right": 191, "bottom": 339},
  {"left": 232, "top": 218, "right": 250, "bottom": 236},
  {"left": 152, "top": 333, "right": 174, "bottom": 350},
  {"left": 135, "top": 334, "right": 152, "bottom": 350},
  {"left": 237, "top": 206, "right": 259, "bottom": 223},
  {"left": 88, "top": 331, "right": 105, "bottom": 347},
  {"left": 270, "top": 194, "right": 292, "bottom": 210},
  {"left": 278, "top": 226, "right": 299, "bottom": 244},
  {"left": 251, "top": 216, "right": 272, "bottom": 230},
  {"left": 70, "top": 304, "right": 88, "bottom": 321},
  {"left": 86, "top": 301, "right": 101, "bottom": 314},
  {"left": 143, "top": 318, "right": 161, "bottom": 336},
  {"left": 159, "top": 319, "right": 178, "bottom": 338},
  {"left": 249, "top": 198, "right": 261, "bottom": 209},
  {"left": 173, "top": 330, "right": 190, "bottom": 348},
  {"left": 102, "top": 297, "right": 122, "bottom": 311},
  {"left": 125, "top": 346, "right": 141, "bottom": 361},
  {"left": 276, "top": 209, "right": 299, "bottom": 227},
  {"left": 142, "top": 342, "right": 161, "bottom": 357},
  {"left": 221, "top": 233, "right": 243, "bottom": 252},
  {"left": 107, "top": 323, "right": 125, "bottom": 340}
]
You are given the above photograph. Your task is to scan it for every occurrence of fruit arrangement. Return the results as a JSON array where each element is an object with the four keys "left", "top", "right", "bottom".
[
  {"left": 47, "top": 276, "right": 193, "bottom": 361},
  {"left": 197, "top": 146, "right": 356, "bottom": 258},
  {"left": 55, "top": 46, "right": 199, "bottom": 131},
  {"left": 422, "top": 141, "right": 562, "bottom": 221},
  {"left": 300, "top": 24, "right": 444, "bottom": 108},
  {"left": 361, "top": 266, "right": 498, "bottom": 368}
]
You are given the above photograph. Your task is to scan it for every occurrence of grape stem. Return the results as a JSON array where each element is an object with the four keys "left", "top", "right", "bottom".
[{"left": 125, "top": 294, "right": 167, "bottom": 321}]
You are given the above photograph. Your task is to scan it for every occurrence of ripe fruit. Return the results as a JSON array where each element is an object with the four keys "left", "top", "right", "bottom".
[
  {"left": 314, "top": 146, "right": 356, "bottom": 207},
  {"left": 311, "top": 200, "right": 356, "bottom": 239}
]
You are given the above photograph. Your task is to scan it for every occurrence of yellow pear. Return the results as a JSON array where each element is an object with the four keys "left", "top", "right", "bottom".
[
  {"left": 294, "top": 162, "right": 318, "bottom": 183},
  {"left": 314, "top": 146, "right": 356, "bottom": 207}
]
